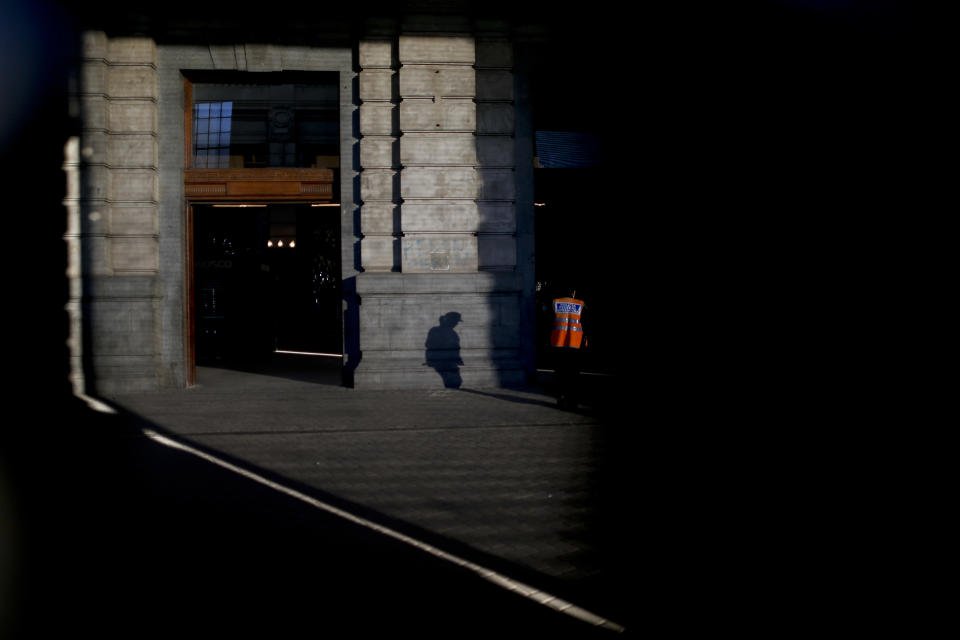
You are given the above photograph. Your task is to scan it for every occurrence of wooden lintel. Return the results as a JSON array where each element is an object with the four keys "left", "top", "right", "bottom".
[{"left": 184, "top": 168, "right": 335, "bottom": 201}]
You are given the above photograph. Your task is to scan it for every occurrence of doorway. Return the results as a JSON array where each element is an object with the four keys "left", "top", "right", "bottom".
[{"left": 191, "top": 203, "right": 342, "bottom": 377}]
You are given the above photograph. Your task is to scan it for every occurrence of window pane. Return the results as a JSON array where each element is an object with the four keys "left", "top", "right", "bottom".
[{"left": 192, "top": 82, "right": 338, "bottom": 168}]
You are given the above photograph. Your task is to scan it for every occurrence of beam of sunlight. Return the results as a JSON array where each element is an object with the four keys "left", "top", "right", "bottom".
[
  {"left": 274, "top": 350, "right": 343, "bottom": 358},
  {"left": 142, "top": 428, "right": 626, "bottom": 634},
  {"left": 536, "top": 368, "right": 615, "bottom": 377}
]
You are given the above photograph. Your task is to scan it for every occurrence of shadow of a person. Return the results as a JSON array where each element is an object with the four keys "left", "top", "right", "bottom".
[{"left": 424, "top": 312, "right": 463, "bottom": 388}]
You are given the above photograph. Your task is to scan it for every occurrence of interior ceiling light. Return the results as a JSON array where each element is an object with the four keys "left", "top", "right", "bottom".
[
  {"left": 310, "top": 203, "right": 340, "bottom": 207},
  {"left": 212, "top": 203, "right": 267, "bottom": 208}
]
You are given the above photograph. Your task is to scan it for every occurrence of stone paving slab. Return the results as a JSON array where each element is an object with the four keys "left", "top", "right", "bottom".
[{"left": 103, "top": 357, "right": 632, "bottom": 629}]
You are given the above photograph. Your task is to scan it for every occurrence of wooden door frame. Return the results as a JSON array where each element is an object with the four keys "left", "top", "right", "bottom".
[{"left": 183, "top": 78, "right": 336, "bottom": 385}]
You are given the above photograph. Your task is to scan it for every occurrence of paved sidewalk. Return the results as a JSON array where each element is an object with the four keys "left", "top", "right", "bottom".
[{"left": 98, "top": 355, "right": 634, "bottom": 633}]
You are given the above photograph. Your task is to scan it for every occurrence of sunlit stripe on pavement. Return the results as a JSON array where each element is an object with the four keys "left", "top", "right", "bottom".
[{"left": 142, "top": 428, "right": 626, "bottom": 634}]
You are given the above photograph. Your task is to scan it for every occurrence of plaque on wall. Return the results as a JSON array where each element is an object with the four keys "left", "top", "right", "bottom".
[{"left": 430, "top": 251, "right": 451, "bottom": 271}]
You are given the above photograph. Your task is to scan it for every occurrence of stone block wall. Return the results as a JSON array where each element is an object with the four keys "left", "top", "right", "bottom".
[
  {"left": 476, "top": 36, "right": 517, "bottom": 272},
  {"left": 352, "top": 28, "right": 527, "bottom": 389},
  {"left": 357, "top": 39, "right": 399, "bottom": 272},
  {"left": 68, "top": 26, "right": 529, "bottom": 392},
  {"left": 398, "top": 35, "right": 479, "bottom": 273},
  {"left": 355, "top": 273, "right": 524, "bottom": 388},
  {"left": 67, "top": 32, "right": 161, "bottom": 394}
]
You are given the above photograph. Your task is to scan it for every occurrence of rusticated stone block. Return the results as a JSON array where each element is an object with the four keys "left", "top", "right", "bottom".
[
  {"left": 82, "top": 164, "right": 109, "bottom": 200},
  {"left": 359, "top": 102, "right": 397, "bottom": 135},
  {"left": 208, "top": 45, "right": 240, "bottom": 70},
  {"left": 244, "top": 44, "right": 283, "bottom": 72},
  {"left": 478, "top": 234, "right": 517, "bottom": 269},
  {"left": 81, "top": 61, "right": 107, "bottom": 95},
  {"left": 80, "top": 95, "right": 108, "bottom": 131},
  {"left": 399, "top": 66, "right": 475, "bottom": 98},
  {"left": 400, "top": 132, "right": 476, "bottom": 166},
  {"left": 476, "top": 39, "right": 513, "bottom": 68},
  {"left": 280, "top": 46, "right": 318, "bottom": 70},
  {"left": 360, "top": 136, "right": 397, "bottom": 168},
  {"left": 109, "top": 168, "right": 157, "bottom": 202},
  {"left": 360, "top": 203, "right": 398, "bottom": 234},
  {"left": 107, "top": 134, "right": 157, "bottom": 168},
  {"left": 400, "top": 97, "right": 475, "bottom": 132},
  {"left": 108, "top": 37, "right": 156, "bottom": 65},
  {"left": 90, "top": 299, "right": 155, "bottom": 354},
  {"left": 401, "top": 167, "right": 477, "bottom": 199},
  {"left": 398, "top": 36, "right": 475, "bottom": 64},
  {"left": 78, "top": 130, "right": 107, "bottom": 164},
  {"left": 108, "top": 66, "right": 157, "bottom": 99},
  {"left": 355, "top": 272, "right": 520, "bottom": 295},
  {"left": 477, "top": 103, "right": 514, "bottom": 134},
  {"left": 84, "top": 236, "right": 111, "bottom": 275},
  {"left": 477, "top": 135, "right": 513, "bottom": 166},
  {"left": 361, "top": 236, "right": 397, "bottom": 272},
  {"left": 360, "top": 169, "right": 398, "bottom": 201},
  {"left": 112, "top": 205, "right": 159, "bottom": 235},
  {"left": 359, "top": 40, "right": 393, "bottom": 68},
  {"left": 476, "top": 70, "right": 513, "bottom": 101},
  {"left": 112, "top": 237, "right": 158, "bottom": 272},
  {"left": 359, "top": 69, "right": 395, "bottom": 101},
  {"left": 477, "top": 168, "right": 515, "bottom": 201},
  {"left": 108, "top": 101, "right": 157, "bottom": 133},
  {"left": 401, "top": 201, "right": 478, "bottom": 232},
  {"left": 478, "top": 202, "right": 515, "bottom": 233},
  {"left": 402, "top": 233, "right": 477, "bottom": 273},
  {"left": 82, "top": 31, "right": 108, "bottom": 59}
]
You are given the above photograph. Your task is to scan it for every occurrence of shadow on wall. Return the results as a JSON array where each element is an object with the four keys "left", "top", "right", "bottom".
[{"left": 424, "top": 312, "right": 463, "bottom": 388}]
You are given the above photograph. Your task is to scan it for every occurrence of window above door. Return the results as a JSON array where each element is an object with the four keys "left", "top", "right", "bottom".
[{"left": 184, "top": 71, "right": 339, "bottom": 202}]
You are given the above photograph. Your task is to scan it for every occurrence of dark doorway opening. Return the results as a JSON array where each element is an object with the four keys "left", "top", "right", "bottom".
[
  {"left": 534, "top": 169, "right": 616, "bottom": 378},
  {"left": 192, "top": 203, "right": 342, "bottom": 372}
]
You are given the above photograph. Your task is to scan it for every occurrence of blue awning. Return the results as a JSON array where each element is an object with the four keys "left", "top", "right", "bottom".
[{"left": 534, "top": 131, "right": 602, "bottom": 168}]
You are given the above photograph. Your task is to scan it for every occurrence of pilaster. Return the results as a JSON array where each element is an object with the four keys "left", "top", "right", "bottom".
[
  {"left": 353, "top": 31, "right": 525, "bottom": 389},
  {"left": 358, "top": 39, "right": 400, "bottom": 272},
  {"left": 68, "top": 32, "right": 160, "bottom": 394},
  {"left": 475, "top": 35, "right": 516, "bottom": 271},
  {"left": 398, "top": 35, "right": 478, "bottom": 273}
]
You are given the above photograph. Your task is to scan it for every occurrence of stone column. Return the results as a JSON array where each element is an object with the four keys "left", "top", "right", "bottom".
[
  {"left": 67, "top": 32, "right": 160, "bottom": 394},
  {"left": 358, "top": 40, "right": 400, "bottom": 272}
]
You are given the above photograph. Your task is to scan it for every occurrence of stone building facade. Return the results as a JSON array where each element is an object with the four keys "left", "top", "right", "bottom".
[{"left": 66, "top": 15, "right": 540, "bottom": 393}]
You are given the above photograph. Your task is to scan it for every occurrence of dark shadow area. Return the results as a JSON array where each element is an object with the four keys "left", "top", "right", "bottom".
[
  {"left": 457, "top": 375, "right": 618, "bottom": 416},
  {"left": 455, "top": 387, "right": 558, "bottom": 410},
  {"left": 9, "top": 3, "right": 929, "bottom": 637},
  {"left": 533, "top": 171, "right": 620, "bottom": 380},
  {"left": 1, "top": 402, "right": 629, "bottom": 638},
  {"left": 194, "top": 204, "right": 343, "bottom": 367},
  {"left": 424, "top": 312, "right": 464, "bottom": 389}
]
